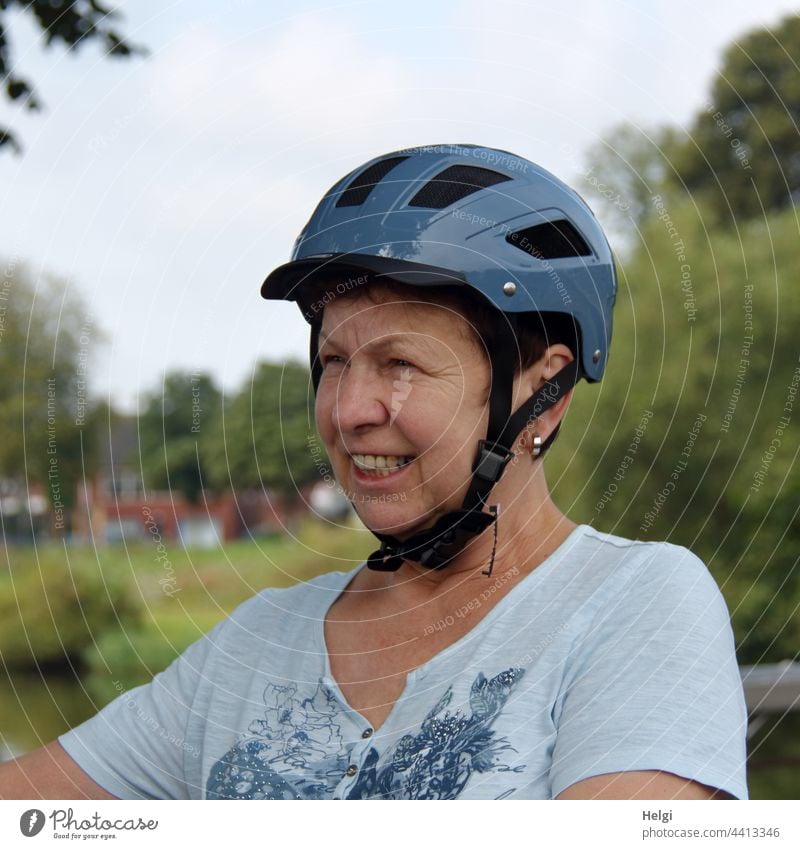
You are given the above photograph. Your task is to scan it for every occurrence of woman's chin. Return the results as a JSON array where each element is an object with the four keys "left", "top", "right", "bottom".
[{"left": 354, "top": 503, "right": 435, "bottom": 539}]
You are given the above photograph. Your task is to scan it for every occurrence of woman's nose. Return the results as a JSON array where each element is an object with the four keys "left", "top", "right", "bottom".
[{"left": 331, "top": 365, "right": 390, "bottom": 433}]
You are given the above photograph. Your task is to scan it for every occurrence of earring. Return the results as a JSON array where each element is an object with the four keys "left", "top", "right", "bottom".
[{"left": 530, "top": 434, "right": 543, "bottom": 458}]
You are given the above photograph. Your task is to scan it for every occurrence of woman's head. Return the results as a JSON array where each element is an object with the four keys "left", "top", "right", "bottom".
[{"left": 262, "top": 144, "right": 615, "bottom": 569}]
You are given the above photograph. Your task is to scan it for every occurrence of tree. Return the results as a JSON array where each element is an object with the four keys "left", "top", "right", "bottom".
[
  {"left": 138, "top": 371, "right": 223, "bottom": 503},
  {"left": 1, "top": 0, "right": 142, "bottom": 152},
  {"left": 668, "top": 13, "right": 800, "bottom": 223},
  {"left": 204, "top": 361, "right": 320, "bottom": 499},
  {"left": 579, "top": 122, "right": 682, "bottom": 235},
  {"left": 0, "top": 261, "right": 102, "bottom": 533}
]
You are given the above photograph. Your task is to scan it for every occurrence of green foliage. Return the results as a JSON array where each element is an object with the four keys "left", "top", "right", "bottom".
[
  {"left": 138, "top": 371, "right": 223, "bottom": 502},
  {"left": 0, "top": 516, "right": 372, "bottom": 667},
  {"left": 668, "top": 14, "right": 800, "bottom": 223},
  {"left": 134, "top": 362, "right": 323, "bottom": 502},
  {"left": 568, "top": 17, "right": 800, "bottom": 668},
  {"left": 0, "top": 518, "right": 372, "bottom": 698},
  {"left": 0, "top": 0, "right": 143, "bottom": 152},
  {"left": 0, "top": 547, "right": 142, "bottom": 667},
  {"left": 747, "top": 713, "right": 800, "bottom": 799},
  {"left": 550, "top": 201, "right": 800, "bottom": 664},
  {"left": 204, "top": 360, "right": 320, "bottom": 497}
]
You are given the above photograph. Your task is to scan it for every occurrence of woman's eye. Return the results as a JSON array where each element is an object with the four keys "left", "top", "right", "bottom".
[
  {"left": 321, "top": 355, "right": 345, "bottom": 367},
  {"left": 392, "top": 359, "right": 413, "bottom": 368}
]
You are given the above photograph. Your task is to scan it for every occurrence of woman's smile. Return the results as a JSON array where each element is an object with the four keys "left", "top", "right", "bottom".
[
  {"left": 350, "top": 453, "right": 415, "bottom": 480},
  {"left": 351, "top": 456, "right": 413, "bottom": 483}
]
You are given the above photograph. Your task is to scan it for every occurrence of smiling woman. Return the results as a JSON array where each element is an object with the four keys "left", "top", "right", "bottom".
[{"left": 0, "top": 145, "right": 748, "bottom": 801}]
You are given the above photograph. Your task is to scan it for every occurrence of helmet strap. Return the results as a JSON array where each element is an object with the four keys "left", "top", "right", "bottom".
[{"left": 309, "top": 319, "right": 323, "bottom": 391}]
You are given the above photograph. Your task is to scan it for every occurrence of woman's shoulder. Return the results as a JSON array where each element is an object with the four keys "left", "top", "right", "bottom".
[
  {"left": 569, "top": 524, "right": 725, "bottom": 614},
  {"left": 218, "top": 565, "right": 361, "bottom": 630},
  {"left": 574, "top": 524, "right": 707, "bottom": 571}
]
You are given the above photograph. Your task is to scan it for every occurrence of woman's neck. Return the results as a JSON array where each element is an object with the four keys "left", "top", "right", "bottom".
[{"left": 391, "top": 493, "right": 576, "bottom": 594}]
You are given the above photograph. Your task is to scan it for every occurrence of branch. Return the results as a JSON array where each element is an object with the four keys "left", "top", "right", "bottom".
[{"left": 1, "top": 1, "right": 145, "bottom": 154}]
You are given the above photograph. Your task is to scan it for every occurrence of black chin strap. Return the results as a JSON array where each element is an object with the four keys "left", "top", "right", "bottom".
[{"left": 366, "top": 343, "right": 581, "bottom": 572}]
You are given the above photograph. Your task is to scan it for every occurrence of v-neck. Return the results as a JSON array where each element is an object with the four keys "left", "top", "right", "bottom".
[{"left": 317, "top": 524, "right": 589, "bottom": 732}]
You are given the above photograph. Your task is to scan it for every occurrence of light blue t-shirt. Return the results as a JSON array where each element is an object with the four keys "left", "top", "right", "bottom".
[{"left": 59, "top": 525, "right": 749, "bottom": 799}]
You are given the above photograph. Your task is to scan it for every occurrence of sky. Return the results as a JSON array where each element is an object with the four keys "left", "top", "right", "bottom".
[{"left": 1, "top": 0, "right": 799, "bottom": 411}]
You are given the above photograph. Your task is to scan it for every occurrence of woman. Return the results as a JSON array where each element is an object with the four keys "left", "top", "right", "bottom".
[{"left": 0, "top": 145, "right": 748, "bottom": 800}]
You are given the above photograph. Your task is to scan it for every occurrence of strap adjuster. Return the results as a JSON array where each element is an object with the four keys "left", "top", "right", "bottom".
[
  {"left": 366, "top": 541, "right": 404, "bottom": 572},
  {"left": 473, "top": 440, "right": 515, "bottom": 484}
]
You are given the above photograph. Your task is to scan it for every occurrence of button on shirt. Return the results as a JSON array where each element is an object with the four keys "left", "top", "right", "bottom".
[{"left": 59, "top": 526, "right": 749, "bottom": 800}]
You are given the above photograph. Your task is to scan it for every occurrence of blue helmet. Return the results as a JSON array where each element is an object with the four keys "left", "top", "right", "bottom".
[
  {"left": 262, "top": 143, "right": 616, "bottom": 381},
  {"left": 261, "top": 144, "right": 617, "bottom": 572}
]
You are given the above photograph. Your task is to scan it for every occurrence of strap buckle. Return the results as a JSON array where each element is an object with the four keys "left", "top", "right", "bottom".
[{"left": 473, "top": 440, "right": 515, "bottom": 484}]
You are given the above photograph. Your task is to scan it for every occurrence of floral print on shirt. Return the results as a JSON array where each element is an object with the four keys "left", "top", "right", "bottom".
[{"left": 206, "top": 667, "right": 525, "bottom": 800}]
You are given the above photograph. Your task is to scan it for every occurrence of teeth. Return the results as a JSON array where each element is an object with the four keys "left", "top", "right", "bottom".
[{"left": 352, "top": 453, "right": 412, "bottom": 474}]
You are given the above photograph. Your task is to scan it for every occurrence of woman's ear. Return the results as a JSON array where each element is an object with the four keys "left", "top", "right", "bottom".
[
  {"left": 516, "top": 343, "right": 576, "bottom": 445},
  {"left": 538, "top": 343, "right": 574, "bottom": 383},
  {"left": 539, "top": 344, "right": 575, "bottom": 440}
]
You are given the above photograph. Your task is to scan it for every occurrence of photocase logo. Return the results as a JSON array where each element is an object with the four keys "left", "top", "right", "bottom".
[
  {"left": 14, "top": 807, "right": 160, "bottom": 839},
  {"left": 390, "top": 367, "right": 413, "bottom": 425},
  {"left": 19, "top": 809, "right": 46, "bottom": 837}
]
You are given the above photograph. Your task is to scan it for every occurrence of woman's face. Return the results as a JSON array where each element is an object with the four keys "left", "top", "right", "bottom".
[{"left": 315, "top": 289, "right": 491, "bottom": 537}]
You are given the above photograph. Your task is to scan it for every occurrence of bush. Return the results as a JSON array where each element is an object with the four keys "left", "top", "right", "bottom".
[
  {"left": 83, "top": 611, "right": 224, "bottom": 705},
  {"left": 0, "top": 551, "right": 142, "bottom": 668}
]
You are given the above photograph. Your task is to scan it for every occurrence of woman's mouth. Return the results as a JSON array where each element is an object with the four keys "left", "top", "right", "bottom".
[{"left": 350, "top": 454, "right": 414, "bottom": 478}]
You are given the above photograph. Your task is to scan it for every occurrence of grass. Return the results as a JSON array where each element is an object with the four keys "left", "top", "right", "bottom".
[
  {"left": 2, "top": 516, "right": 374, "bottom": 639},
  {"left": 112, "top": 515, "right": 375, "bottom": 620},
  {"left": 0, "top": 517, "right": 376, "bottom": 748}
]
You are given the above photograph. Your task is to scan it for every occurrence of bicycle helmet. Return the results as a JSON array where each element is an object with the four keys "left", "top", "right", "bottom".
[{"left": 261, "top": 143, "right": 616, "bottom": 572}]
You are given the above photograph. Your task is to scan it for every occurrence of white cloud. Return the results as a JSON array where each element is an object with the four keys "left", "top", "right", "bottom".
[{"left": 149, "top": 12, "right": 409, "bottom": 146}]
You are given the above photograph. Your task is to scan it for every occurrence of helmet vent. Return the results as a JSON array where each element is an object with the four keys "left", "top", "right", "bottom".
[
  {"left": 506, "top": 220, "right": 592, "bottom": 259},
  {"left": 408, "top": 165, "right": 511, "bottom": 209},
  {"left": 335, "top": 156, "right": 409, "bottom": 207}
]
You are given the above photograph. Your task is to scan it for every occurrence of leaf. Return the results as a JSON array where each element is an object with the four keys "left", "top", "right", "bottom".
[
  {"left": 468, "top": 673, "right": 496, "bottom": 718},
  {"left": 6, "top": 75, "right": 35, "bottom": 104},
  {"left": 105, "top": 31, "right": 131, "bottom": 57},
  {"left": 0, "top": 126, "right": 21, "bottom": 153}
]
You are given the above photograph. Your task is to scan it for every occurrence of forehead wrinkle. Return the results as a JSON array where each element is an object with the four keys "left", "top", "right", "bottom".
[
  {"left": 319, "top": 298, "right": 474, "bottom": 344},
  {"left": 319, "top": 331, "right": 441, "bottom": 359}
]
